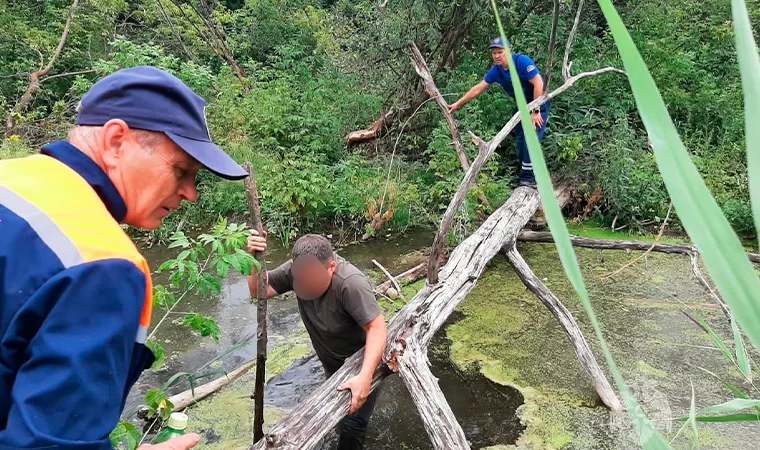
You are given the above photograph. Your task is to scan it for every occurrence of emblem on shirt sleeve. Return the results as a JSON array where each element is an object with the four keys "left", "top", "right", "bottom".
[{"left": 527, "top": 65, "right": 536, "bottom": 72}]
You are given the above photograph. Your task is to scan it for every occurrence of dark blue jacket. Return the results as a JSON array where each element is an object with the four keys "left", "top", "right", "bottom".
[{"left": 0, "top": 141, "right": 155, "bottom": 449}]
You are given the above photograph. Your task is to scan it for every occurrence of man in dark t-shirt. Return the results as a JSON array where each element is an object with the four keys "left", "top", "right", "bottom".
[
  {"left": 449, "top": 36, "right": 550, "bottom": 188},
  {"left": 246, "top": 233, "right": 387, "bottom": 450}
]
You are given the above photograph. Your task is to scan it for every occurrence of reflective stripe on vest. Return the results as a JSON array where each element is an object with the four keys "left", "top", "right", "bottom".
[{"left": 0, "top": 154, "right": 153, "bottom": 342}]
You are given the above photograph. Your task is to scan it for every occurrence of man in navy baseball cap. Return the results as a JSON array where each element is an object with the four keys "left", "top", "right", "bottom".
[
  {"left": 488, "top": 36, "right": 510, "bottom": 49},
  {"left": 52, "top": 65, "right": 250, "bottom": 230},
  {"left": 76, "top": 65, "right": 248, "bottom": 181},
  {"left": 0, "top": 66, "right": 230, "bottom": 449},
  {"left": 449, "top": 37, "right": 550, "bottom": 189}
]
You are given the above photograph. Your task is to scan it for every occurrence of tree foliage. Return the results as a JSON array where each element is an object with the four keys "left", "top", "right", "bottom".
[{"left": 1, "top": 0, "right": 758, "bottom": 237}]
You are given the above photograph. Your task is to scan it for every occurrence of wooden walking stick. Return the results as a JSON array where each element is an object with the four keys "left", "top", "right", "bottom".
[{"left": 243, "top": 161, "right": 268, "bottom": 444}]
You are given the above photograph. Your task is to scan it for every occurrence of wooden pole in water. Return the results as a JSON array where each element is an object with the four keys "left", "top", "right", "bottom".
[{"left": 243, "top": 161, "right": 268, "bottom": 444}]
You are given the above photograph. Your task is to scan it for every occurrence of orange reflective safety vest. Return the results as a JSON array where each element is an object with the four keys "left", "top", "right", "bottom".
[{"left": 0, "top": 140, "right": 155, "bottom": 450}]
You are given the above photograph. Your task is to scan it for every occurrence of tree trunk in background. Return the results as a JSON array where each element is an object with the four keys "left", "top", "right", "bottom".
[
  {"left": 6, "top": 0, "right": 80, "bottom": 136},
  {"left": 544, "top": 0, "right": 561, "bottom": 89}
]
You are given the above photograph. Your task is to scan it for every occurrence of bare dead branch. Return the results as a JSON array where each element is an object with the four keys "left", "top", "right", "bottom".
[
  {"left": 407, "top": 41, "right": 491, "bottom": 211},
  {"left": 168, "top": 0, "right": 246, "bottom": 86},
  {"left": 243, "top": 162, "right": 268, "bottom": 444},
  {"left": 486, "top": 66, "right": 626, "bottom": 153},
  {"left": 427, "top": 127, "right": 492, "bottom": 285},
  {"left": 375, "top": 261, "right": 428, "bottom": 296},
  {"left": 563, "top": 0, "right": 586, "bottom": 81},
  {"left": 0, "top": 73, "right": 32, "bottom": 80},
  {"left": 408, "top": 42, "right": 469, "bottom": 171},
  {"left": 689, "top": 253, "right": 729, "bottom": 317},
  {"left": 504, "top": 247, "right": 622, "bottom": 411},
  {"left": 6, "top": 0, "right": 80, "bottom": 135},
  {"left": 41, "top": 69, "right": 96, "bottom": 82},
  {"left": 41, "top": 0, "right": 79, "bottom": 77},
  {"left": 372, "top": 259, "right": 407, "bottom": 302},
  {"left": 156, "top": 0, "right": 196, "bottom": 62},
  {"left": 544, "top": 0, "right": 561, "bottom": 89}
]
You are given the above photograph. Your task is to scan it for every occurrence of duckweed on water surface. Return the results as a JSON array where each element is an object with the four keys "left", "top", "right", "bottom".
[
  {"left": 181, "top": 229, "right": 760, "bottom": 449},
  {"left": 443, "top": 242, "right": 760, "bottom": 449},
  {"left": 186, "top": 332, "right": 311, "bottom": 450}
]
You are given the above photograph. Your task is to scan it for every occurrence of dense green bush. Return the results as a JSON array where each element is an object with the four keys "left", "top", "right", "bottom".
[{"left": 2, "top": 0, "right": 758, "bottom": 239}]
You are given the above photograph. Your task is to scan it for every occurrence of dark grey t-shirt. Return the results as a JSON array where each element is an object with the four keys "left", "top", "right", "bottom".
[{"left": 268, "top": 257, "right": 382, "bottom": 368}]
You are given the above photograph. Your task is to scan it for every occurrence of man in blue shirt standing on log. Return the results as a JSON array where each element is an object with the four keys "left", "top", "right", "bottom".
[{"left": 449, "top": 37, "right": 550, "bottom": 188}]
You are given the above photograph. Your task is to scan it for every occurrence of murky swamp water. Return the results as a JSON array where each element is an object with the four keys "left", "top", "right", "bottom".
[{"left": 126, "top": 227, "right": 760, "bottom": 450}]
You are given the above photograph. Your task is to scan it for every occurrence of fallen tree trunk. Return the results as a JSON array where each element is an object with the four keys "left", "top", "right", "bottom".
[
  {"left": 504, "top": 248, "right": 622, "bottom": 411},
  {"left": 141, "top": 360, "right": 255, "bottom": 415},
  {"left": 515, "top": 231, "right": 753, "bottom": 317},
  {"left": 251, "top": 188, "right": 541, "bottom": 450},
  {"left": 528, "top": 180, "right": 573, "bottom": 229},
  {"left": 397, "top": 343, "right": 470, "bottom": 450},
  {"left": 517, "top": 231, "right": 760, "bottom": 263},
  {"left": 345, "top": 108, "right": 401, "bottom": 146}
]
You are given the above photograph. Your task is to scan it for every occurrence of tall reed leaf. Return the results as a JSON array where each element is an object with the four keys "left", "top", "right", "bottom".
[
  {"left": 697, "top": 398, "right": 760, "bottom": 415},
  {"left": 489, "top": 2, "right": 670, "bottom": 447},
  {"left": 689, "top": 382, "right": 698, "bottom": 449},
  {"left": 595, "top": 0, "right": 760, "bottom": 352},
  {"left": 696, "top": 316, "right": 735, "bottom": 364},
  {"left": 691, "top": 414, "right": 760, "bottom": 422},
  {"left": 731, "top": 0, "right": 760, "bottom": 245},
  {"left": 679, "top": 399, "right": 760, "bottom": 422},
  {"left": 731, "top": 318, "right": 752, "bottom": 381}
]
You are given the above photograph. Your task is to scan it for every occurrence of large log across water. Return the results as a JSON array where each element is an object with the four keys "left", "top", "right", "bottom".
[{"left": 250, "top": 188, "right": 542, "bottom": 450}]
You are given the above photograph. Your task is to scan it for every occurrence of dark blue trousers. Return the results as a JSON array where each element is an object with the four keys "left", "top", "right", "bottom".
[
  {"left": 323, "top": 360, "right": 378, "bottom": 440},
  {"left": 513, "top": 103, "right": 550, "bottom": 183}
]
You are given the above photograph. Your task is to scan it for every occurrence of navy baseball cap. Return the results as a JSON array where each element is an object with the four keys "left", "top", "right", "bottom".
[
  {"left": 489, "top": 36, "right": 510, "bottom": 49},
  {"left": 76, "top": 66, "right": 248, "bottom": 180}
]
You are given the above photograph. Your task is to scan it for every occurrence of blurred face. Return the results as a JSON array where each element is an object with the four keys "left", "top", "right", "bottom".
[
  {"left": 96, "top": 120, "right": 202, "bottom": 229},
  {"left": 491, "top": 48, "right": 507, "bottom": 67},
  {"left": 291, "top": 255, "right": 337, "bottom": 301}
]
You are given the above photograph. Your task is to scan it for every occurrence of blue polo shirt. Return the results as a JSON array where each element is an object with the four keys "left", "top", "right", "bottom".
[{"left": 484, "top": 54, "right": 542, "bottom": 103}]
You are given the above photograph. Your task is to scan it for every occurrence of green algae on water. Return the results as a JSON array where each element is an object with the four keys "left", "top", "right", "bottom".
[
  {"left": 636, "top": 361, "right": 668, "bottom": 379},
  {"left": 444, "top": 243, "right": 760, "bottom": 449},
  {"left": 185, "top": 334, "right": 311, "bottom": 449}
]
